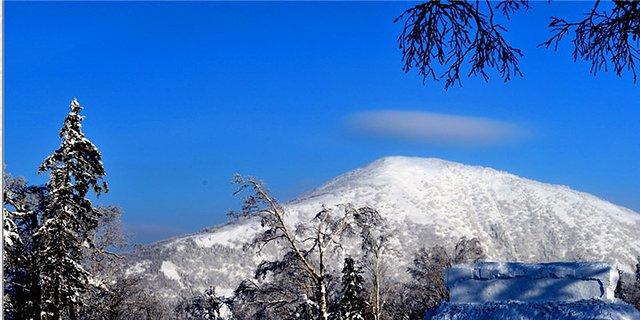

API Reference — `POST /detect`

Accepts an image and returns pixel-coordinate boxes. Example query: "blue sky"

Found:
[6,2,639,244]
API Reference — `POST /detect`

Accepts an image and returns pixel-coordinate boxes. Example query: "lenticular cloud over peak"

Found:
[347,110,528,146]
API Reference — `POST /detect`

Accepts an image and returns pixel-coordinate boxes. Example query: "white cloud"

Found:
[346,110,528,146]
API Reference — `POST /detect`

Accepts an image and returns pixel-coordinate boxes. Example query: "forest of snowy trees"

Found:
[4,99,640,320]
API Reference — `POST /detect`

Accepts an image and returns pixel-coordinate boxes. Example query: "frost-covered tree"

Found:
[636,257,640,288]
[615,270,627,301]
[176,287,227,320]
[3,173,47,320]
[400,237,486,320]
[3,206,24,318]
[331,257,367,320]
[35,98,109,320]
[80,213,171,320]
[350,206,395,320]
[82,269,172,320]
[230,175,359,320]
[635,258,640,310]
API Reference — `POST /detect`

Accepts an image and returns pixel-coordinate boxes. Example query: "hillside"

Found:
[125,157,640,301]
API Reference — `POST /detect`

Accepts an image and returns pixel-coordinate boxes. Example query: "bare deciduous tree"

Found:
[81,209,172,320]
[401,237,486,320]
[231,175,358,320]
[82,269,172,320]
[396,0,639,89]
[349,206,396,320]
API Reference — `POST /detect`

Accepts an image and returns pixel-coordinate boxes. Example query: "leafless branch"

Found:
[539,0,640,82]
[395,0,526,89]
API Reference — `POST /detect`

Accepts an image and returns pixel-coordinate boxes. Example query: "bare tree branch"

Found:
[395,0,526,89]
[539,0,640,82]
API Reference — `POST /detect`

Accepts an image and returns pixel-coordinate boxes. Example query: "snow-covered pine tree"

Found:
[35,98,108,320]
[331,257,367,320]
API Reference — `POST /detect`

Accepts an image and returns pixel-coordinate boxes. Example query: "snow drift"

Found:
[446,262,619,303]
[428,262,639,320]
[427,300,640,320]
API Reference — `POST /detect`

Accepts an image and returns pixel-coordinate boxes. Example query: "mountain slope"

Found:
[126,157,640,300]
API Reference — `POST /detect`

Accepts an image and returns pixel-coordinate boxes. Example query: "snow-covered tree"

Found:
[230,175,359,320]
[3,173,47,320]
[331,257,367,320]
[399,237,486,320]
[35,98,109,320]
[635,258,640,309]
[615,270,627,301]
[231,252,321,319]
[636,257,640,288]
[350,206,396,320]
[3,206,23,318]
[80,210,171,320]
[176,287,227,320]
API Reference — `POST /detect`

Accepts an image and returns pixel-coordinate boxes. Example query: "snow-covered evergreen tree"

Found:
[331,257,367,320]
[35,98,108,320]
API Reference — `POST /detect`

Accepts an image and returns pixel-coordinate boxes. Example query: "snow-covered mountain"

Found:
[125,157,640,301]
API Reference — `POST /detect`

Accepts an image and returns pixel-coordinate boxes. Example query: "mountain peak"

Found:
[363,156,462,175]
[302,156,509,201]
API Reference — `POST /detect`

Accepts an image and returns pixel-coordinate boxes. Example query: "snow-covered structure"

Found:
[446,262,619,303]
[427,262,640,320]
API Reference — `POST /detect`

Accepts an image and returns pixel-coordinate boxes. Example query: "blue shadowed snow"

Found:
[427,262,640,320]
[426,300,640,320]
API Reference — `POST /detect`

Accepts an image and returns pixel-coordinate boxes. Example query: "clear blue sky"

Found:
[6,2,639,244]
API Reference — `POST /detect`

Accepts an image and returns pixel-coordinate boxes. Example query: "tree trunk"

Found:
[318,280,329,320]
[373,258,382,320]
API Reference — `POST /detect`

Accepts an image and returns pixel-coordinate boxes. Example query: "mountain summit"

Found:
[127,157,640,300]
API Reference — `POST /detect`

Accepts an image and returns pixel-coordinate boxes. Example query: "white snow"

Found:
[192,222,260,248]
[160,261,181,282]
[446,262,619,303]
[427,300,640,320]
[125,260,150,276]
